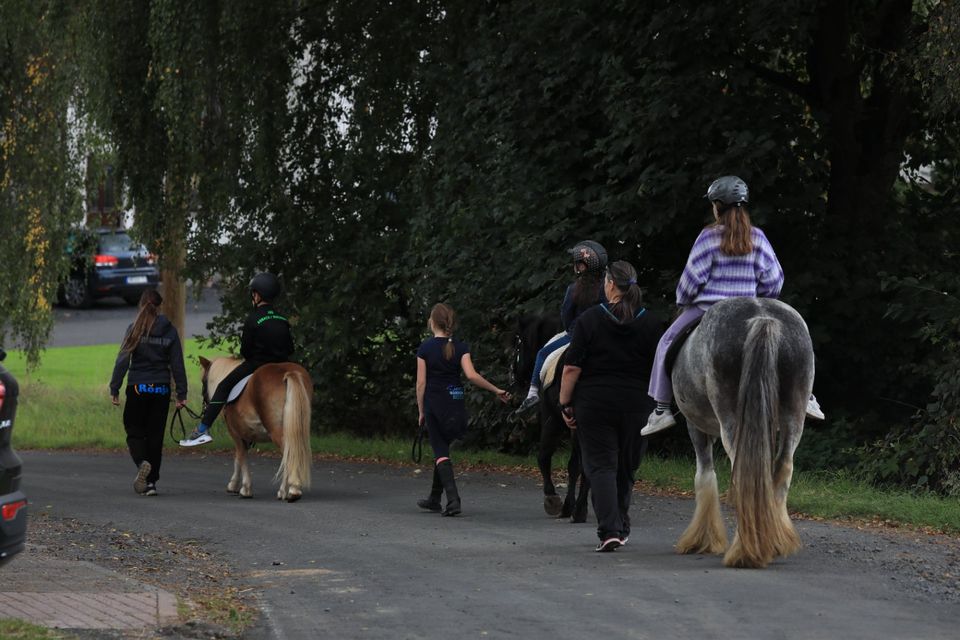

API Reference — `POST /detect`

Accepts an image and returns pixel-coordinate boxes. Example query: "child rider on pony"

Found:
[180,272,295,447]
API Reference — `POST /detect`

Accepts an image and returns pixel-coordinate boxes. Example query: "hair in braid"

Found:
[120,289,163,354]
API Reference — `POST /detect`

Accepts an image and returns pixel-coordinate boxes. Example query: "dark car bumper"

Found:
[0,489,27,567]
[90,267,161,299]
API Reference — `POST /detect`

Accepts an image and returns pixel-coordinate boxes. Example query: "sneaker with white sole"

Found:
[641,410,676,436]
[133,461,151,494]
[180,430,213,447]
[144,483,158,496]
[595,537,623,552]
[806,396,825,420]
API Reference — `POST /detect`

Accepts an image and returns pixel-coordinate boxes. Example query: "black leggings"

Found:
[201,360,262,426]
[424,390,467,460]
[576,404,648,540]
[123,386,171,483]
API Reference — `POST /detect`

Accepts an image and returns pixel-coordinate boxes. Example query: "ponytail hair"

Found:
[120,289,163,354]
[713,204,753,256]
[428,303,458,360]
[605,261,643,323]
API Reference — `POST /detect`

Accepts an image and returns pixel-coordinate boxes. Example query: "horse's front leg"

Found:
[538,407,564,516]
[675,424,727,555]
[227,447,242,495]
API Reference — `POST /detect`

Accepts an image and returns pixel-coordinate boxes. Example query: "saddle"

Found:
[664,318,703,377]
[226,375,254,404]
[541,344,568,390]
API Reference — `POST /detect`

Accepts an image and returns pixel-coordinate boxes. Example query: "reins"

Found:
[411,423,427,463]
[168,403,203,445]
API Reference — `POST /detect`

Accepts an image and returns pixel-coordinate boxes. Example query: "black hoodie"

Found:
[109,314,188,401]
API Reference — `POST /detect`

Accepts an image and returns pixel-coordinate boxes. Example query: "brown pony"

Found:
[198,356,313,502]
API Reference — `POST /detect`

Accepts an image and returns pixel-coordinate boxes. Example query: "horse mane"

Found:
[208,357,244,392]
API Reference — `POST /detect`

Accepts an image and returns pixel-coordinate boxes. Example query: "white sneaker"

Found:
[806,396,825,420]
[179,430,213,447]
[641,410,676,436]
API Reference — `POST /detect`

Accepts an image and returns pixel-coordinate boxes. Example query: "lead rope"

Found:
[168,403,203,445]
[411,423,427,463]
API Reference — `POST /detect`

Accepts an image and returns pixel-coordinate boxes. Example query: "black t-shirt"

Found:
[416,337,470,393]
[565,304,664,412]
[240,305,294,363]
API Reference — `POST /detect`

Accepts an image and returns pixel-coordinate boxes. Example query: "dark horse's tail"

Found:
[726,315,782,568]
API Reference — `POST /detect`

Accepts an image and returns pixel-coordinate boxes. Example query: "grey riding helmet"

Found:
[569,240,608,274]
[250,272,281,302]
[705,176,749,207]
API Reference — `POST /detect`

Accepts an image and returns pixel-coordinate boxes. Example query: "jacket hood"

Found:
[150,314,173,336]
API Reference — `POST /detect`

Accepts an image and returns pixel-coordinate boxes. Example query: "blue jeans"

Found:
[530,332,570,388]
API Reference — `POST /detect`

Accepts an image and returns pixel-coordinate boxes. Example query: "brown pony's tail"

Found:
[275,369,312,491]
[725,316,781,568]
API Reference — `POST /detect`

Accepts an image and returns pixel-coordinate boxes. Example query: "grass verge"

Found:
[5,343,960,535]
[0,620,63,640]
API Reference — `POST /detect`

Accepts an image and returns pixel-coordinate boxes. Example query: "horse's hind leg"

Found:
[676,424,727,555]
[771,417,804,557]
[569,433,589,523]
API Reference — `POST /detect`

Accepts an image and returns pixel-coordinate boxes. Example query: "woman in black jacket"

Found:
[110,289,187,495]
[558,261,663,552]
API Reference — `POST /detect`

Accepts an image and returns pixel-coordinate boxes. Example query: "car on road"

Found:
[0,348,27,568]
[59,228,160,309]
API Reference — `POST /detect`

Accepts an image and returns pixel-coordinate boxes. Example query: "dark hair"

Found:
[120,289,163,354]
[605,261,643,323]
[429,303,457,360]
[711,204,753,256]
[571,270,603,311]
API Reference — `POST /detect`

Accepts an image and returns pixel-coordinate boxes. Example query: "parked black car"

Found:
[59,228,160,309]
[0,348,27,568]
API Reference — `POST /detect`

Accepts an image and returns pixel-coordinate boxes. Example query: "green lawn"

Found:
[5,342,960,534]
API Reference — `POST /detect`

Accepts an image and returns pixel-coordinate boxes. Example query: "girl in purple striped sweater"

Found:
[642,176,823,436]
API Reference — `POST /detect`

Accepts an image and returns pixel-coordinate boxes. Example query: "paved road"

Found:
[46,286,221,347]
[20,451,960,639]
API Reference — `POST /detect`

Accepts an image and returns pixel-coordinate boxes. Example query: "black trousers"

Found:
[200,360,263,426]
[123,386,171,484]
[424,389,467,460]
[576,404,648,540]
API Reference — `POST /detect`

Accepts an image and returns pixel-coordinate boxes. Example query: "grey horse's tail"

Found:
[726,315,781,568]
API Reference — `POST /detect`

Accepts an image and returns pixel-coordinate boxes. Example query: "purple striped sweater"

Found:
[676,226,784,308]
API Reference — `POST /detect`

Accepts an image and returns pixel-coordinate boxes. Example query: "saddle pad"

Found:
[226,374,254,404]
[541,343,569,390]
[664,318,702,377]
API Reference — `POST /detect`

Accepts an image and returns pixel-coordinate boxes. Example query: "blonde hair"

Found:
[429,303,457,360]
[120,289,163,354]
[712,205,753,256]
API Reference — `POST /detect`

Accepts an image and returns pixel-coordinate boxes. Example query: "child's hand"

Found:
[496,390,511,404]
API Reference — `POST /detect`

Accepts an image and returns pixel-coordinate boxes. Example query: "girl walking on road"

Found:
[109,289,187,496]
[416,303,511,516]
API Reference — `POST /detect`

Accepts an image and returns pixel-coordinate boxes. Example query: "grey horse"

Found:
[671,297,814,568]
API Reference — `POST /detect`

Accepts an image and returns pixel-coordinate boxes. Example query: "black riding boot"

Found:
[417,466,443,512]
[436,459,461,517]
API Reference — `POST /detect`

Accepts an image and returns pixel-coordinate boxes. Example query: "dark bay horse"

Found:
[671,298,814,568]
[511,315,590,522]
[199,356,313,502]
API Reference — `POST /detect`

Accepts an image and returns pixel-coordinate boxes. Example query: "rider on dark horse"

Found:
[180,272,295,447]
[514,240,609,417]
[641,176,824,437]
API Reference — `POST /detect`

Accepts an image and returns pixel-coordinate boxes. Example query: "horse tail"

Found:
[275,369,312,491]
[725,315,781,568]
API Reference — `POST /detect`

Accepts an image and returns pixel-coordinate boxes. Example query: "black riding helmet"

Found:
[569,240,608,275]
[705,176,749,207]
[249,272,281,302]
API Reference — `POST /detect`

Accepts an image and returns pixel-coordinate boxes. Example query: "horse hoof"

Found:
[226,487,240,495]
[240,489,253,499]
[544,495,563,516]
[570,515,587,524]
[286,492,302,503]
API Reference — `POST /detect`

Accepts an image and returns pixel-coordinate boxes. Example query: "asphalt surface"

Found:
[19,451,960,639]
[46,286,222,347]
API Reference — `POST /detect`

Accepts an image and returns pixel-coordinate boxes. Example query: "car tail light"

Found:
[2,500,26,521]
[94,254,119,268]
[0,380,4,412]
[146,253,157,266]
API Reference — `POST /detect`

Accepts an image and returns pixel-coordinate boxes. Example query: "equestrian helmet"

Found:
[249,272,281,302]
[705,176,749,207]
[569,240,608,274]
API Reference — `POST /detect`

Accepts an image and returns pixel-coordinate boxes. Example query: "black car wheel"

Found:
[61,275,93,309]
